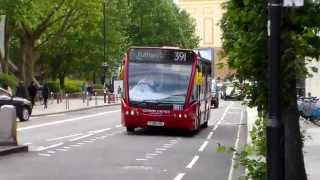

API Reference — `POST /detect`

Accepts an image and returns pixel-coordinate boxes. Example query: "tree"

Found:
[221,1,320,179]
[1,0,89,83]
[127,0,199,48]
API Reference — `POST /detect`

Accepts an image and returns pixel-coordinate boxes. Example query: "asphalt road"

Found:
[0,100,247,180]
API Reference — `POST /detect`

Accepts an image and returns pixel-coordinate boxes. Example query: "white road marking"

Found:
[155,148,166,151]
[155,151,162,154]
[77,143,84,145]
[174,173,185,180]
[146,153,157,156]
[206,132,214,139]
[69,134,95,142]
[228,110,244,180]
[46,133,83,142]
[198,141,209,152]
[136,158,148,161]
[36,142,64,151]
[212,102,233,131]
[63,146,70,149]
[70,145,81,147]
[84,140,92,143]
[38,153,51,157]
[89,138,97,141]
[18,110,120,131]
[46,114,65,117]
[56,149,68,152]
[145,156,153,159]
[115,125,122,128]
[47,151,55,154]
[23,142,32,145]
[186,155,199,169]
[89,128,112,134]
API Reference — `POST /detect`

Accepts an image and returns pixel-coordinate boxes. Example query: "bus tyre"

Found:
[126,127,135,133]
[202,121,208,128]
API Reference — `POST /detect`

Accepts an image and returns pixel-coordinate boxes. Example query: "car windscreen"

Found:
[128,62,192,104]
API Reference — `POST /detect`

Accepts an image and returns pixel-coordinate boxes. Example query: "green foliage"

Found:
[64,79,83,93]
[127,0,199,48]
[0,73,18,90]
[93,84,104,90]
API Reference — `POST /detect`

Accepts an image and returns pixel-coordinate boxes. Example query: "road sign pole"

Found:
[267,0,285,179]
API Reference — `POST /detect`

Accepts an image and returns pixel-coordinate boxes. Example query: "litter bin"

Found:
[0,105,17,146]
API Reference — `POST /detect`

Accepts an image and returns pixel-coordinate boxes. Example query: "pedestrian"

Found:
[15,82,28,98]
[42,83,50,109]
[117,85,122,95]
[28,81,38,107]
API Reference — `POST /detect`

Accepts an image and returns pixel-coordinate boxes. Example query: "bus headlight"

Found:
[178,114,182,118]
[184,114,187,118]
[125,111,129,115]
[130,110,135,116]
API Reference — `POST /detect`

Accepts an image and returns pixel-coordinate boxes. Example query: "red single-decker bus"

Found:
[121,47,212,133]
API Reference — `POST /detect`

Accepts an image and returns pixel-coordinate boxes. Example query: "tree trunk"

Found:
[58,73,65,89]
[282,80,307,180]
[20,37,40,85]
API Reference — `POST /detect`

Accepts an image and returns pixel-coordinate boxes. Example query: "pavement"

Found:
[301,120,320,180]
[0,100,247,180]
[31,96,121,116]
[247,107,320,180]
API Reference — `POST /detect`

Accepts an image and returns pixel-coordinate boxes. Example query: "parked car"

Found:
[0,88,32,121]
[221,82,242,100]
[211,80,219,108]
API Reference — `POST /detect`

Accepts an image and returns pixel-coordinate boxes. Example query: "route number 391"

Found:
[174,52,187,62]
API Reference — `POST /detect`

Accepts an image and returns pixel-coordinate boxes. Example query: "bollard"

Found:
[108,94,110,104]
[66,93,69,110]
[95,92,98,106]
[86,92,90,106]
[104,90,107,104]
[0,105,17,146]
[51,92,54,104]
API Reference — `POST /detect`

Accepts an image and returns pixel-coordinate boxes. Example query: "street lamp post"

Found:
[267,0,284,179]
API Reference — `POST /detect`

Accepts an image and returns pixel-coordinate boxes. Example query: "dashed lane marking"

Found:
[174,173,185,180]
[206,132,214,139]
[46,133,83,142]
[56,149,68,152]
[186,155,199,169]
[36,142,64,151]
[198,141,209,152]
[136,158,148,161]
[38,153,51,157]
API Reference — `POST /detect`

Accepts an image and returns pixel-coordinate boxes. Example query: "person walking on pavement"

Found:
[15,82,28,98]
[42,83,50,109]
[28,81,37,107]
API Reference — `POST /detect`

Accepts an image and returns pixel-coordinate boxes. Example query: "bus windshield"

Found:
[128,62,192,104]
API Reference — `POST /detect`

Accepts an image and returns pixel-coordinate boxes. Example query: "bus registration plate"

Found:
[147,121,164,127]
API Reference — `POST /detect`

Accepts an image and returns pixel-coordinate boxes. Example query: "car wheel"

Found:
[19,107,30,121]
[126,127,135,133]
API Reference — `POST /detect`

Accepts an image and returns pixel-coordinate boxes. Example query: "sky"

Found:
[173,0,179,4]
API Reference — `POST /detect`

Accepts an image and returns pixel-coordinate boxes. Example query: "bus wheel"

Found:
[126,127,135,133]
[202,121,208,128]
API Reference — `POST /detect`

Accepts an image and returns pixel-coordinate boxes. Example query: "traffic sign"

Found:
[283,0,304,7]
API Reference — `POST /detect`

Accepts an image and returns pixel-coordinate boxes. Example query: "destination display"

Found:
[129,48,193,64]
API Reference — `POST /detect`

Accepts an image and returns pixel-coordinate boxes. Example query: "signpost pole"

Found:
[267,0,284,179]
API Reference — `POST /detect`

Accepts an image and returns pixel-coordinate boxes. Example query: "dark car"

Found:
[211,80,219,108]
[0,88,32,121]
